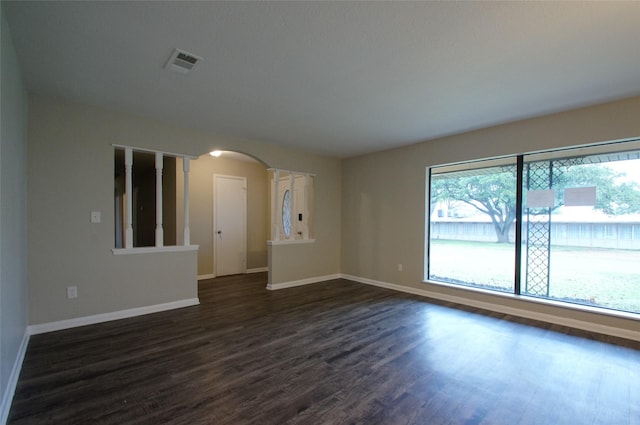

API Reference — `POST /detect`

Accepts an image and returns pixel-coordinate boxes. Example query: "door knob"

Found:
[217,230,222,234]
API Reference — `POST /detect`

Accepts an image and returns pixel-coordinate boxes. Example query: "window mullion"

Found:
[514,155,524,295]
[426,167,433,282]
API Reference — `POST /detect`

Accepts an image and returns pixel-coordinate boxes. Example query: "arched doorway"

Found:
[181,150,269,279]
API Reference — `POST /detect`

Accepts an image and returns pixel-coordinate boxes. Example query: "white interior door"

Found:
[214,175,247,276]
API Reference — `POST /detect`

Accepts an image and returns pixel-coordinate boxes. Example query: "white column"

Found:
[303,173,310,239]
[124,148,134,249]
[289,173,295,240]
[155,152,164,247]
[273,169,280,241]
[183,157,191,246]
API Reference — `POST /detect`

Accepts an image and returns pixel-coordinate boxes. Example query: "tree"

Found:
[432,167,517,243]
[558,163,640,215]
[431,162,640,243]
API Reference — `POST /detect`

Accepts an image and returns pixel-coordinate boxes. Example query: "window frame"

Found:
[425,138,640,318]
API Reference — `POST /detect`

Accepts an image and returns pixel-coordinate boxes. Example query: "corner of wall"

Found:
[0,6,29,423]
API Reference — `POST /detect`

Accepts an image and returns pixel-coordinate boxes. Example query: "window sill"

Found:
[422,279,640,321]
[268,239,316,246]
[112,245,199,255]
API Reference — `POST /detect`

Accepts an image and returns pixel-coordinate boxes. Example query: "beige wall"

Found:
[26,94,341,324]
[1,5,28,414]
[17,78,640,337]
[179,154,269,276]
[26,96,199,324]
[342,95,640,337]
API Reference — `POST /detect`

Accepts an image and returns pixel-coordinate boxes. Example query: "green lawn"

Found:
[428,239,640,314]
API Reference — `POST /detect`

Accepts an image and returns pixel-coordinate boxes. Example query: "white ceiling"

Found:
[5,1,640,158]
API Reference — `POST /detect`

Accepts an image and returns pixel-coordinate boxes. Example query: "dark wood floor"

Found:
[8,273,640,425]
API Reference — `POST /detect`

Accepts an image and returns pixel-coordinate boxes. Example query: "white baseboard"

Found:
[0,330,29,425]
[199,268,267,280]
[28,298,200,335]
[341,274,640,342]
[247,267,268,274]
[267,274,341,290]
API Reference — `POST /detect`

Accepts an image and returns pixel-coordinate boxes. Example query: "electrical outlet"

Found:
[67,286,78,299]
[90,211,101,223]
[397,264,403,272]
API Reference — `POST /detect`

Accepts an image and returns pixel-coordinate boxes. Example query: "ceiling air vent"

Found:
[165,48,202,74]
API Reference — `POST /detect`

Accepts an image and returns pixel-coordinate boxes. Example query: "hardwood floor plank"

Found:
[8,273,640,424]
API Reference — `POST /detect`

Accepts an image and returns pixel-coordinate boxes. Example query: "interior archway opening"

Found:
[178,150,270,279]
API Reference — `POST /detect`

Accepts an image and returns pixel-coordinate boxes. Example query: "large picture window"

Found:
[428,159,517,293]
[427,140,640,315]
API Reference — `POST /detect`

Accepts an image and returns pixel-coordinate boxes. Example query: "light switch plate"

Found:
[90,211,101,223]
[67,286,78,299]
